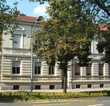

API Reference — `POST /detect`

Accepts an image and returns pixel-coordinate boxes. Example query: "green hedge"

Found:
[0,91,109,102]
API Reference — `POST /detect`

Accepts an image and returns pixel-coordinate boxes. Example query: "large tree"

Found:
[0,0,19,49]
[30,0,110,15]
[33,0,96,93]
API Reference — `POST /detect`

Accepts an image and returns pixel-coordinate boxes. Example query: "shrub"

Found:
[0,91,109,102]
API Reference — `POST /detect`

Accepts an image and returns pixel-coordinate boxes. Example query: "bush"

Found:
[0,91,109,102]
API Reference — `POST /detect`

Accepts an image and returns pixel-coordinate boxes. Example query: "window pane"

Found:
[13,85,19,90]
[100,84,104,88]
[99,63,103,76]
[76,84,80,88]
[88,84,91,88]
[13,34,21,48]
[49,85,55,89]
[34,62,41,75]
[12,61,20,74]
[49,65,54,75]
[75,64,80,75]
[35,85,41,89]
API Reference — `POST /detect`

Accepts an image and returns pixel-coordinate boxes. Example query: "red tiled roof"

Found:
[16,16,38,23]
[99,24,110,31]
[16,16,110,31]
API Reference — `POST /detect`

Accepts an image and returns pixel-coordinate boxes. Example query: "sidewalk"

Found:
[16,97,97,104]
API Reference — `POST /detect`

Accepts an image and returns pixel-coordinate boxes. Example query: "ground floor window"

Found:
[49,85,55,89]
[13,85,19,90]
[100,84,104,88]
[48,65,54,75]
[12,61,20,74]
[76,84,80,88]
[88,84,92,88]
[34,62,41,75]
[34,85,41,89]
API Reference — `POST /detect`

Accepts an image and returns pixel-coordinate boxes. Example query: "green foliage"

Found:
[33,0,96,93]
[0,91,109,102]
[97,29,110,63]
[30,0,110,22]
[0,0,19,49]
[34,0,96,66]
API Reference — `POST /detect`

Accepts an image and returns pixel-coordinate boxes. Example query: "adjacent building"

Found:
[0,16,110,91]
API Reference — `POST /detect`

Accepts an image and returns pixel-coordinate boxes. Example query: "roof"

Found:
[16,16,110,31]
[99,24,110,31]
[16,16,38,23]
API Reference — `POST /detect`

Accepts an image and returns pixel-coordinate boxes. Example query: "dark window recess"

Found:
[100,84,104,88]
[86,64,91,76]
[75,64,80,75]
[13,34,21,48]
[12,67,20,74]
[88,84,91,88]
[13,85,19,90]
[49,85,55,89]
[76,84,80,88]
[35,85,41,89]
[49,65,54,75]
[35,66,41,74]
[75,72,80,75]
[99,63,103,76]
[12,61,20,74]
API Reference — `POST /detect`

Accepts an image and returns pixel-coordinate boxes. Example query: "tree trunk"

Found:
[61,70,64,89]
[63,69,67,93]
[60,61,68,93]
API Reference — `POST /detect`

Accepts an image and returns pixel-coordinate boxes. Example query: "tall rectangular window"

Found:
[12,61,20,74]
[75,64,80,75]
[100,84,104,88]
[49,65,54,75]
[86,64,91,76]
[34,62,41,75]
[13,34,22,48]
[99,63,103,76]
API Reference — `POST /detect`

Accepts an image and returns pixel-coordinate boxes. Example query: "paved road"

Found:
[0,97,110,106]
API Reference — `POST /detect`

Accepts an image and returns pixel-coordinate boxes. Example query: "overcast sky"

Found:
[7,0,49,17]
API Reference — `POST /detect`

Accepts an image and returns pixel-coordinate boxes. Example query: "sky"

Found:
[7,0,49,17]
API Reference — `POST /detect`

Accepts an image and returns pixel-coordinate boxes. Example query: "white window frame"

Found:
[12,61,21,75]
[13,33,24,48]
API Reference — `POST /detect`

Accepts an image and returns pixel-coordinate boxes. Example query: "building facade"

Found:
[0,16,110,91]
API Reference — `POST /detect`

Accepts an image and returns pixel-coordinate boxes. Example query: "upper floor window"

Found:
[75,64,80,76]
[99,63,103,76]
[13,34,22,48]
[48,65,54,75]
[12,61,20,74]
[34,62,41,75]
[86,64,91,76]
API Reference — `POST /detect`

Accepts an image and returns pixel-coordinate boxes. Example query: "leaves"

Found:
[33,0,96,67]
[0,0,19,50]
